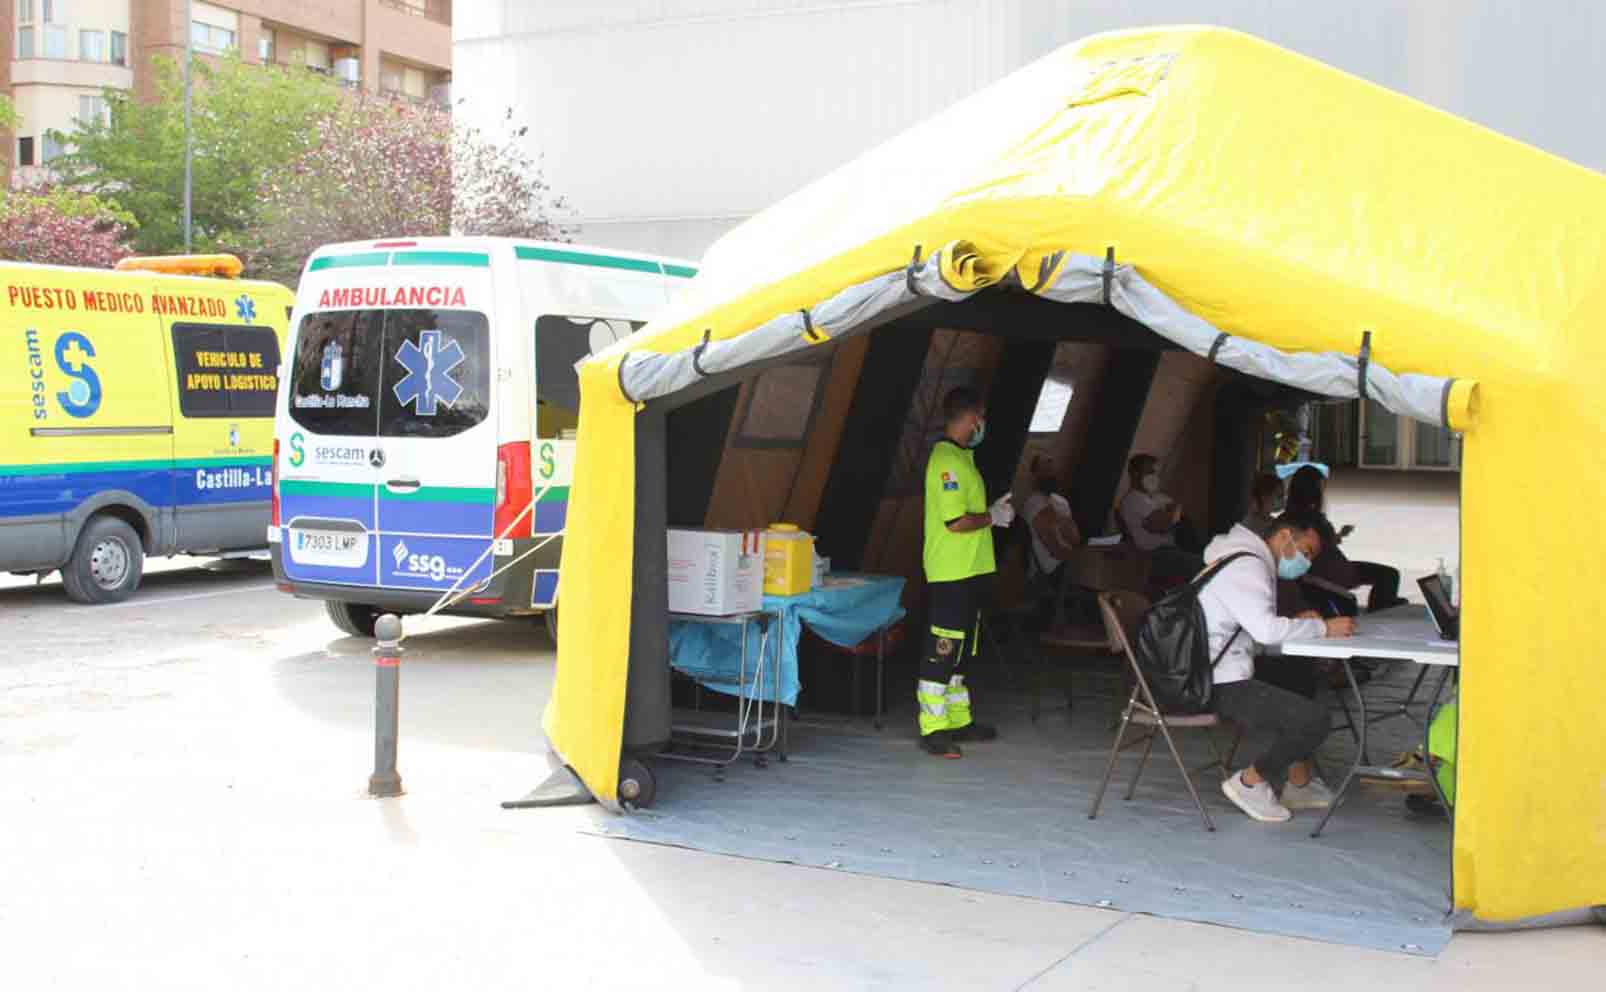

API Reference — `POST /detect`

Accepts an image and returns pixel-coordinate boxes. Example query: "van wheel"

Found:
[326,600,380,638]
[62,516,144,605]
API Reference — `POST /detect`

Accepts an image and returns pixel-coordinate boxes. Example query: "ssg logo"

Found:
[55,332,102,419]
[392,329,464,417]
[392,540,449,582]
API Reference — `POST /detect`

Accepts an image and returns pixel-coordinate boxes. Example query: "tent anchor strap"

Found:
[692,328,712,377]
[501,764,595,809]
[905,244,924,297]
[1208,331,1230,364]
[1102,245,1116,305]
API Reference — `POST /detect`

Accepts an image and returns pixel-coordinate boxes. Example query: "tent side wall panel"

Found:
[814,327,936,571]
[1123,353,1225,526]
[1070,349,1161,538]
[666,387,743,527]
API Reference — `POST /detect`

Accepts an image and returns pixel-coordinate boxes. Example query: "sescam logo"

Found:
[391,540,456,583]
[53,331,102,419]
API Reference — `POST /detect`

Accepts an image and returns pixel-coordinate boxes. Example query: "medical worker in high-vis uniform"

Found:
[918,387,1014,758]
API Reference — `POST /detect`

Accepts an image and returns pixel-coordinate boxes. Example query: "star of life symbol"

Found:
[235,295,256,322]
[392,329,464,417]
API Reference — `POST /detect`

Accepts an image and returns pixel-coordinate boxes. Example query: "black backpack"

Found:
[1132,552,1256,714]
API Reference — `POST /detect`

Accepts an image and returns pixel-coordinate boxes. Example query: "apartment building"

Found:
[2,0,451,180]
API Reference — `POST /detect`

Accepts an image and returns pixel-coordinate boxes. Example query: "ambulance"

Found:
[1,255,294,603]
[270,237,697,638]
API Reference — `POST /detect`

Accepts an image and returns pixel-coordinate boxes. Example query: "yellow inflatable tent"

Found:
[542,26,1605,924]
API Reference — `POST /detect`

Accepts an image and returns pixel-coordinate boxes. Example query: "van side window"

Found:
[534,314,642,438]
[171,323,282,419]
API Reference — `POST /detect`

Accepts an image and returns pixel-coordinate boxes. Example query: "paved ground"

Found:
[2,473,1599,989]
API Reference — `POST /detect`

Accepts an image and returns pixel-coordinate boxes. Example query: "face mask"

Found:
[1141,472,1160,493]
[1277,546,1312,581]
[967,419,986,449]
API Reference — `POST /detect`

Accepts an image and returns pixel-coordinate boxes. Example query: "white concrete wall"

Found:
[455,0,1606,261]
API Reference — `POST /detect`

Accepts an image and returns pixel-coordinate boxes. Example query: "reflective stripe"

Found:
[918,679,950,726]
[948,674,966,688]
[930,625,967,640]
[945,686,971,704]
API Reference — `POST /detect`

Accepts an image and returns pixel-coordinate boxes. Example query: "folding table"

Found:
[1277,605,1458,837]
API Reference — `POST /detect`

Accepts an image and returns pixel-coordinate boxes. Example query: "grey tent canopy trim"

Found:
[609,241,1453,426]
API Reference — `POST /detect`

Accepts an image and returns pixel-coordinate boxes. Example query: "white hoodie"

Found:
[1199,524,1328,684]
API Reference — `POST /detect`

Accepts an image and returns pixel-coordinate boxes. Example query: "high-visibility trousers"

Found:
[917,575,988,736]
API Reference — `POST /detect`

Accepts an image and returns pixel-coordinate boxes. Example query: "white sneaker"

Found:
[1221,770,1292,823]
[1281,777,1335,810]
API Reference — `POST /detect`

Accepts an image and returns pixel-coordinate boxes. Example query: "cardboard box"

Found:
[667,529,765,616]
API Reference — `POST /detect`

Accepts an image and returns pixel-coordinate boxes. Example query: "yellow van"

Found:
[1,255,293,603]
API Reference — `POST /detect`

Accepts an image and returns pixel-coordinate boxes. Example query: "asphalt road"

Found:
[2,552,1597,990]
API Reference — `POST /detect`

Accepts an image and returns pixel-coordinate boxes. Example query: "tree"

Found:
[251,98,568,284]
[57,52,340,255]
[0,186,136,268]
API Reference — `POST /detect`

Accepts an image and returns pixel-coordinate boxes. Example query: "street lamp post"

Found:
[182,0,193,253]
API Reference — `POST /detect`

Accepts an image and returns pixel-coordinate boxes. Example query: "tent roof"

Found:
[589,25,1606,417]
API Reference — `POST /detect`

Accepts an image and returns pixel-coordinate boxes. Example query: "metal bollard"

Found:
[368,614,404,798]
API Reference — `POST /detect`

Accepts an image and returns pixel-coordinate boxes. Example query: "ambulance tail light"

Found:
[495,442,532,540]
[271,439,281,528]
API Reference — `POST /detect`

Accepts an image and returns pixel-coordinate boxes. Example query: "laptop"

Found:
[1417,574,1460,641]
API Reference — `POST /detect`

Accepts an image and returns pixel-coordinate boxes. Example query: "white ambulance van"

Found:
[271,237,697,637]
[1,254,293,603]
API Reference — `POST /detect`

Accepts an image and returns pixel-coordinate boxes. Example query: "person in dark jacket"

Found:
[1283,466,1406,613]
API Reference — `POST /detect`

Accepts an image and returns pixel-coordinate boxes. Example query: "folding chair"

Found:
[1088,591,1242,833]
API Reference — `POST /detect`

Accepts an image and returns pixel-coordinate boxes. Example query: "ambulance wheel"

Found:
[326,600,380,638]
[618,756,656,810]
[62,516,144,605]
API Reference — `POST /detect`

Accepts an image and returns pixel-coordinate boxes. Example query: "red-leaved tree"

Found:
[0,185,134,268]
[252,98,567,283]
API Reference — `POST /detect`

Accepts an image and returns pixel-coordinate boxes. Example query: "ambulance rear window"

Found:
[289,308,490,439]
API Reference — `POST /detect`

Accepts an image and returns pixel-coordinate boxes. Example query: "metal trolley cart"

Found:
[661,609,788,777]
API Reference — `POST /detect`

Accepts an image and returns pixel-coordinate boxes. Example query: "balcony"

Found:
[379,0,451,26]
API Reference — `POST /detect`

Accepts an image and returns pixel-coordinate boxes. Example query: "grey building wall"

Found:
[456,1,1606,261]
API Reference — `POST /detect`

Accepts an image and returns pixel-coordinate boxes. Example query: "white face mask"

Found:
[1142,472,1160,493]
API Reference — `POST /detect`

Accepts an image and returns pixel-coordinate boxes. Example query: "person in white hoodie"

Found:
[1200,509,1356,823]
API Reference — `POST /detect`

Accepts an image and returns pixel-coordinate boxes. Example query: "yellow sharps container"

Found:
[763,523,815,596]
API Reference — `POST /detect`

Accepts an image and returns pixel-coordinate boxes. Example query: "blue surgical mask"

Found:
[967,420,986,449]
[1277,547,1312,581]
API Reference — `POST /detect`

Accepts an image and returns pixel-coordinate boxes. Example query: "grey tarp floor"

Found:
[584,658,1454,956]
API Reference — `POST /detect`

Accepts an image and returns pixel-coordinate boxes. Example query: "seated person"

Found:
[1022,455,1083,583]
[1284,466,1406,613]
[1200,510,1356,822]
[1241,471,1284,535]
[1118,453,1204,583]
